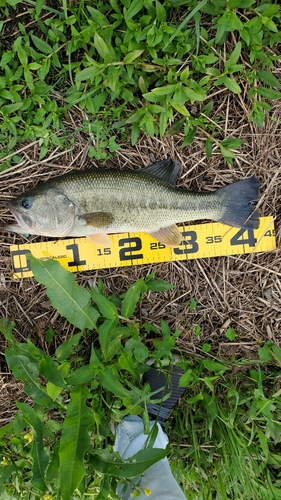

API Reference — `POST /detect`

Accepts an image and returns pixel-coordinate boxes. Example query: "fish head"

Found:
[5,187,76,237]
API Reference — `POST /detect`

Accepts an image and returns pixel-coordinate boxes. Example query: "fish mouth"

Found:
[5,203,35,233]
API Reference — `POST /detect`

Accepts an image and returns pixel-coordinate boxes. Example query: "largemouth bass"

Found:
[5,159,260,246]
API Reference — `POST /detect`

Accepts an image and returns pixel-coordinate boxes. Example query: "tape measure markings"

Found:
[10,216,276,279]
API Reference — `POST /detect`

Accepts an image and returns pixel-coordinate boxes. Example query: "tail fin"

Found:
[218,177,260,229]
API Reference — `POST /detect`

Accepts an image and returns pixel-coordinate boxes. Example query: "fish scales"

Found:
[5,159,261,246]
[55,170,222,233]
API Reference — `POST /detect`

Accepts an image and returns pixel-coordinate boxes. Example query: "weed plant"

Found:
[0,257,281,499]
[0,0,280,165]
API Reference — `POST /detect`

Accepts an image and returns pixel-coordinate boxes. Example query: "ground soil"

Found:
[1,89,281,425]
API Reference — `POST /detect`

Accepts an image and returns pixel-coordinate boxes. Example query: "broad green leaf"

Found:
[35,0,45,17]
[124,0,144,21]
[5,351,51,405]
[225,328,236,341]
[182,86,206,101]
[143,91,163,103]
[39,355,66,387]
[90,344,104,369]
[75,65,104,82]
[133,343,148,362]
[118,352,138,377]
[203,359,229,373]
[29,255,99,331]
[131,122,140,145]
[87,6,108,25]
[94,32,111,60]
[98,317,119,359]
[262,16,278,32]
[156,0,166,21]
[160,111,168,137]
[98,366,131,398]
[17,45,28,67]
[89,447,168,478]
[219,145,235,159]
[66,347,103,385]
[0,89,14,100]
[66,364,97,385]
[221,138,244,149]
[0,317,15,339]
[0,421,13,439]
[271,345,281,366]
[179,369,194,387]
[148,104,166,113]
[91,287,118,319]
[223,76,241,94]
[138,75,148,93]
[121,88,134,101]
[123,50,144,64]
[142,115,155,136]
[257,87,281,100]
[59,386,94,500]
[146,279,175,292]
[18,402,49,492]
[171,103,190,116]
[1,102,23,114]
[46,442,60,483]
[258,344,272,362]
[121,278,147,318]
[151,84,178,96]
[55,332,83,361]
[225,41,241,69]
[256,69,281,89]
[206,138,213,158]
[228,11,243,30]
[31,34,52,54]
[47,381,63,401]
[106,65,118,92]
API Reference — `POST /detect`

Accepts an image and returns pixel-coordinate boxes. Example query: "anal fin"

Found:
[87,233,112,245]
[150,224,182,247]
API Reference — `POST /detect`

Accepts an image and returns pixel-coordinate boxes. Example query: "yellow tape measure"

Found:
[10,216,276,279]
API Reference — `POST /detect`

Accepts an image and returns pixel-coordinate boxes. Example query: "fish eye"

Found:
[21,198,33,210]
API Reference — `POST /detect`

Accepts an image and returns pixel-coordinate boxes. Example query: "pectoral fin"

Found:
[87,233,112,245]
[79,212,114,228]
[150,224,182,246]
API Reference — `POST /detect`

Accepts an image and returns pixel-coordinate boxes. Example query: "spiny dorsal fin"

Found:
[138,158,182,187]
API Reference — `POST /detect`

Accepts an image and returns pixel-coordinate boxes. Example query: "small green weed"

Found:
[0,0,280,162]
[0,256,178,499]
[0,257,281,499]
[169,345,281,499]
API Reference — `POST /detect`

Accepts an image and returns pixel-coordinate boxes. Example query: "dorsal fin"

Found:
[138,158,182,187]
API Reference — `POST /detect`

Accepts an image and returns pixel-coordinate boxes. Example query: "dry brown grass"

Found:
[1,91,281,424]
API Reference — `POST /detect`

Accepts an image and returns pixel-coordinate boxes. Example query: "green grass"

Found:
[1,1,281,498]
[0,0,281,166]
[0,257,281,499]
[169,362,281,499]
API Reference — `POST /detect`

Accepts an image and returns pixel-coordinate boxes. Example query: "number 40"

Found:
[230,228,257,247]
